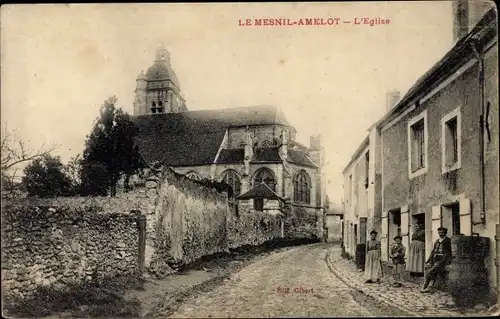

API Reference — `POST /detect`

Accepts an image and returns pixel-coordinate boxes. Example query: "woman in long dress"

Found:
[407,223,425,276]
[364,230,382,283]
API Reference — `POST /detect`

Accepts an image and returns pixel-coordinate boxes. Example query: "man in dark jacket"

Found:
[420,227,452,293]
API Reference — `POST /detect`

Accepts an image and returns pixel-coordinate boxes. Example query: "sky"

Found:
[1,2,455,203]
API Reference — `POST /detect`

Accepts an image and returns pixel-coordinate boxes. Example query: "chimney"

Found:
[386,90,400,112]
[279,129,288,160]
[453,0,492,43]
[309,134,322,166]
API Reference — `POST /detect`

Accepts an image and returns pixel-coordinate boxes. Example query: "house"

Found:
[376,7,498,293]
[341,115,383,258]
[324,202,344,242]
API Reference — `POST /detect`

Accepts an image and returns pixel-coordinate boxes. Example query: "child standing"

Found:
[390,236,406,287]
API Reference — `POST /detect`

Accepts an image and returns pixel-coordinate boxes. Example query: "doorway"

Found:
[359,217,367,244]
[354,224,358,245]
[389,209,401,246]
[411,213,425,232]
[450,202,460,236]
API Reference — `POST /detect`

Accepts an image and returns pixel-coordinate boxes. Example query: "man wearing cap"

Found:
[420,227,452,293]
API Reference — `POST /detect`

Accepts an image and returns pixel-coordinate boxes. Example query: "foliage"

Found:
[79,96,143,196]
[22,154,74,198]
[63,154,82,193]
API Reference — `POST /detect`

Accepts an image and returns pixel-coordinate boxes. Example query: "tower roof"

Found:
[145,46,181,88]
[136,70,146,80]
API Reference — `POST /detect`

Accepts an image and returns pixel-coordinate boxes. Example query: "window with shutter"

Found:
[408,110,428,178]
[441,107,462,173]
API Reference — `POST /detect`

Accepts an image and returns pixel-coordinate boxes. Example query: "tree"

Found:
[1,126,56,197]
[79,96,143,196]
[22,154,73,198]
[63,154,83,195]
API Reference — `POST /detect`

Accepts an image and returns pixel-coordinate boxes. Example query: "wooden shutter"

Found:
[411,128,417,172]
[400,206,410,263]
[381,211,389,262]
[459,197,472,235]
[429,205,442,260]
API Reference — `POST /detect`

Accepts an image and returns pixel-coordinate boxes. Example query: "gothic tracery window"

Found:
[294,170,311,204]
[221,170,241,197]
[261,140,272,148]
[254,168,276,191]
[186,172,202,181]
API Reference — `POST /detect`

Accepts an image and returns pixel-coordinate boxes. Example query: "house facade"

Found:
[342,122,383,258]
[340,5,498,295]
[378,8,498,292]
[324,202,344,242]
[128,45,327,239]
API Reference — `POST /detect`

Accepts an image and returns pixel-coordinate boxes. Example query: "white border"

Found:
[441,107,462,173]
[407,109,428,179]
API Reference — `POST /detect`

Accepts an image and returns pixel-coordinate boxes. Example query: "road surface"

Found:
[170,243,399,317]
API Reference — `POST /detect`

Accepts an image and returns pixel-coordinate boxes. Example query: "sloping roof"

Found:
[288,148,318,167]
[216,149,245,164]
[375,8,497,129]
[135,131,225,166]
[237,182,282,200]
[132,105,301,166]
[289,140,309,152]
[146,61,181,89]
[252,147,282,163]
[133,105,293,130]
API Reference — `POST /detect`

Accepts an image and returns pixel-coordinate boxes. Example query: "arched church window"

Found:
[294,170,311,204]
[186,172,202,181]
[261,140,272,148]
[220,170,241,196]
[254,168,276,191]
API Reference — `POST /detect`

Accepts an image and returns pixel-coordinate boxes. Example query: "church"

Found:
[131,45,327,218]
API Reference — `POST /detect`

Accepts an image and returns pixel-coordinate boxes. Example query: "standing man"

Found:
[420,227,452,293]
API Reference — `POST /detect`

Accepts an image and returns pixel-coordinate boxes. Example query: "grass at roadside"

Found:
[3,274,144,318]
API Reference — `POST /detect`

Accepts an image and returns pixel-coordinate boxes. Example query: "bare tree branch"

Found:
[1,126,58,173]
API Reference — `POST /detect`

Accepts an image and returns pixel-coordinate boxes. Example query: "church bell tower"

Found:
[133,45,188,116]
